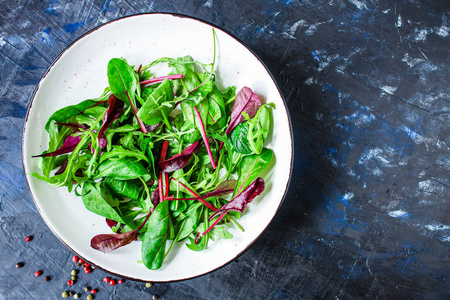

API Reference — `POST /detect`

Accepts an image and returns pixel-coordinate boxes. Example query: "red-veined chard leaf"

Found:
[91,212,151,252]
[209,177,265,220]
[169,180,236,201]
[32,134,81,157]
[97,94,124,147]
[158,140,203,172]
[225,87,262,135]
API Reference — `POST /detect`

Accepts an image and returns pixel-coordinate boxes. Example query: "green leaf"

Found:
[141,201,170,269]
[103,177,140,200]
[137,79,174,126]
[95,157,150,181]
[81,181,124,223]
[44,95,108,132]
[229,122,252,154]
[234,148,274,196]
[107,58,138,103]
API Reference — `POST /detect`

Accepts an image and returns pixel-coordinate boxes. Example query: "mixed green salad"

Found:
[32,51,275,269]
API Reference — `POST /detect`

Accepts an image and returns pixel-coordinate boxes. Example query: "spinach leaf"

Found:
[44,95,108,132]
[234,148,273,196]
[95,157,150,181]
[229,122,252,154]
[107,58,138,104]
[103,177,140,200]
[81,181,124,223]
[141,201,170,270]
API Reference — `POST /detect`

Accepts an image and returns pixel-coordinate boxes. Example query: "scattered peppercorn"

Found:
[152,295,158,300]
[103,277,110,283]
[109,279,115,286]
[43,276,50,282]
[72,256,79,263]
[84,267,91,274]
[71,275,77,281]
[84,263,90,268]
[15,262,24,269]
[73,294,79,299]
[34,270,42,277]
[145,282,152,288]
[25,235,32,242]
[84,287,90,292]
[86,295,93,300]
[67,279,74,286]
[118,279,123,284]
[91,289,97,294]
[91,265,95,269]
[68,291,74,297]
[78,259,84,264]
[61,291,69,298]
[71,270,77,276]
[77,262,82,266]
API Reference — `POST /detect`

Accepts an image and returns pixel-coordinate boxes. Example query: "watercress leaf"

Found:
[141,201,170,270]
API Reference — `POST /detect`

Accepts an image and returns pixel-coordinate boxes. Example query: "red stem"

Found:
[170,178,217,211]
[194,106,216,169]
[202,211,227,236]
[116,67,147,133]
[140,74,184,86]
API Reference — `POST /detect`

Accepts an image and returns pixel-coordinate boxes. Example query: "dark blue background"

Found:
[1,0,448,299]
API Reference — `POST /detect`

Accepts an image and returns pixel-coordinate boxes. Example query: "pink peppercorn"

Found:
[34,270,42,277]
[109,279,115,286]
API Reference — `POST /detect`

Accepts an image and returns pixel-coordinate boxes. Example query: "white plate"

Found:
[22,13,293,282]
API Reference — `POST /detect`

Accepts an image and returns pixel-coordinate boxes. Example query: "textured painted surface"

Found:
[1,0,449,299]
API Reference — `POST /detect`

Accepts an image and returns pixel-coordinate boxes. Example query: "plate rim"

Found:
[21,12,294,282]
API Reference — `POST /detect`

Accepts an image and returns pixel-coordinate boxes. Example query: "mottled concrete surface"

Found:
[1,0,449,299]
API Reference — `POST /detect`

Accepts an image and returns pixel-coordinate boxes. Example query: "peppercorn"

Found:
[84,263,90,268]
[71,275,77,281]
[68,291,74,297]
[84,267,91,274]
[86,295,93,300]
[77,262,82,266]
[73,294,79,299]
[152,295,158,300]
[91,289,97,294]
[72,256,79,263]
[43,276,50,282]
[118,279,123,284]
[145,282,152,288]
[25,235,32,242]
[103,277,110,283]
[67,279,74,286]
[34,270,42,277]
[61,291,69,298]
[71,270,77,276]
[78,259,84,264]
[15,262,24,269]
[109,279,115,286]
[84,287,90,292]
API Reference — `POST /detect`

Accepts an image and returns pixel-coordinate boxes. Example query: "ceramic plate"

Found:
[22,13,293,282]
